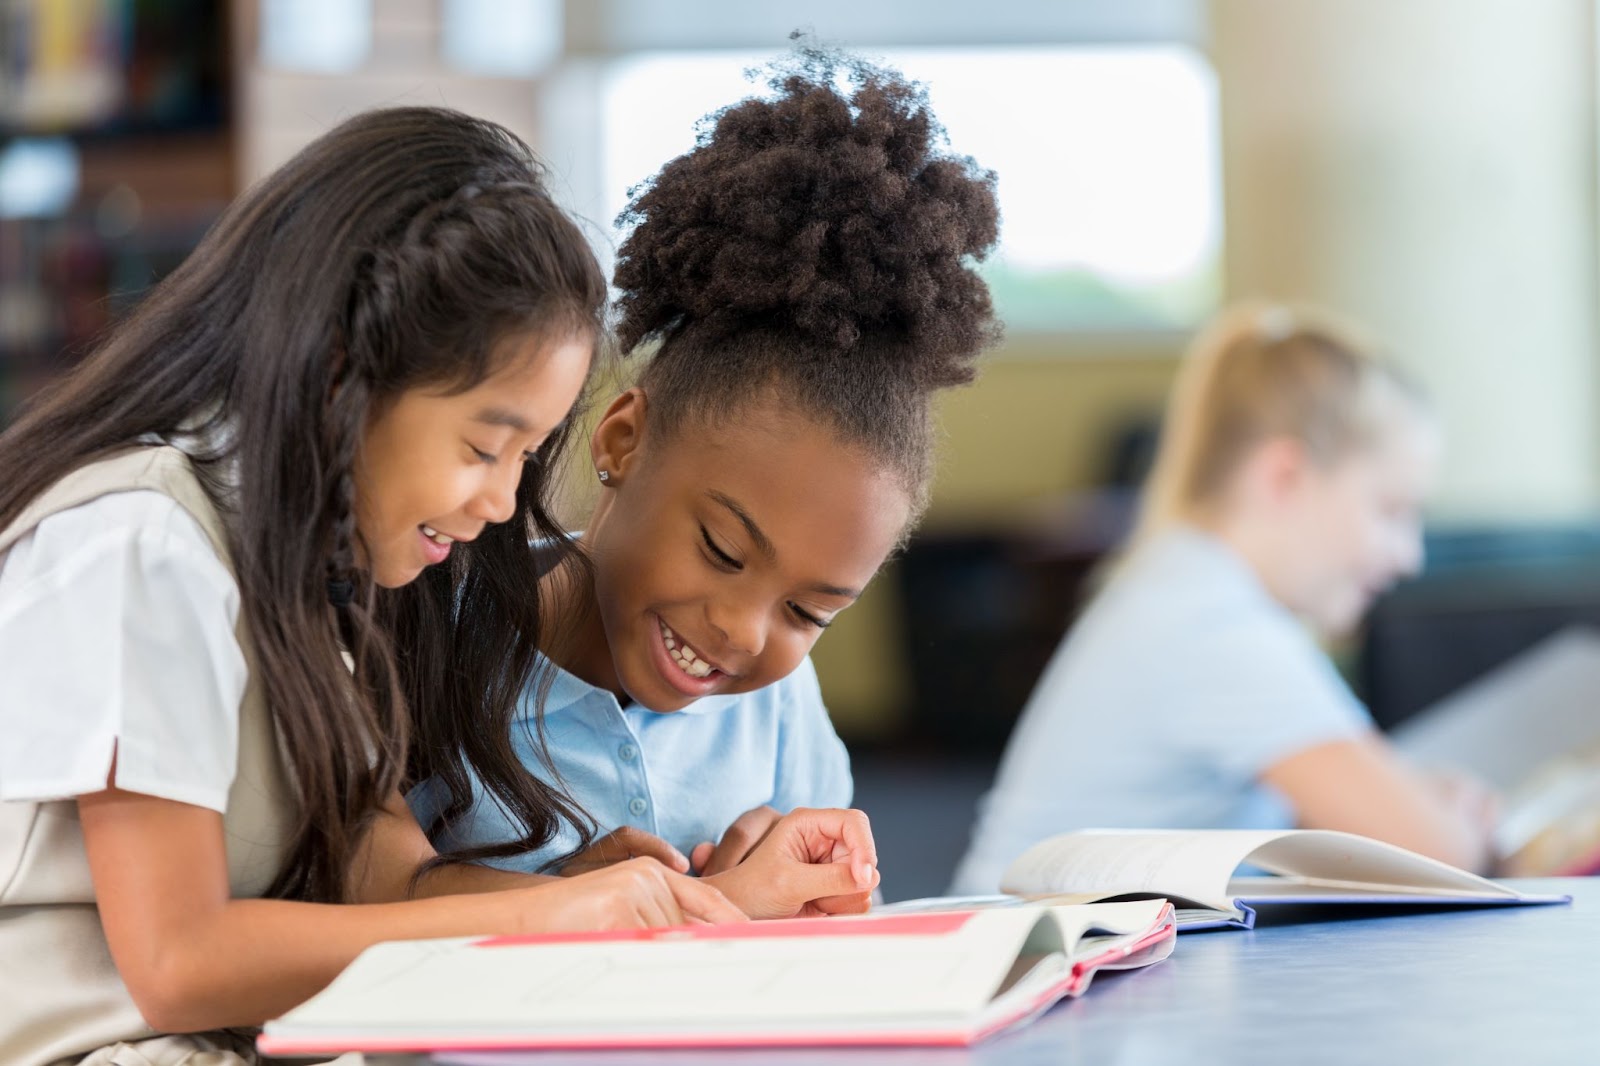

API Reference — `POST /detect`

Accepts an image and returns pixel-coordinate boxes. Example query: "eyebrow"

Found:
[471,407,533,433]
[706,490,862,601]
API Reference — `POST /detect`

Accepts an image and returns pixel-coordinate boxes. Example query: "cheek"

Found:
[746,627,820,688]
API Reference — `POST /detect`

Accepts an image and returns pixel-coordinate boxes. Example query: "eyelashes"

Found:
[698,525,831,629]
[700,524,742,571]
[789,603,830,629]
[469,445,539,465]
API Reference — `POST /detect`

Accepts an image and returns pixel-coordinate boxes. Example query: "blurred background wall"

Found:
[6,0,1600,895]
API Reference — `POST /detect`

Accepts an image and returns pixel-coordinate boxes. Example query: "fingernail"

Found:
[861,863,875,886]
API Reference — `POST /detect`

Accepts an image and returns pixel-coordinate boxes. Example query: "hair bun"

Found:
[614,47,1001,388]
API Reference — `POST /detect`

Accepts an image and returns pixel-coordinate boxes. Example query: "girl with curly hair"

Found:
[410,50,1002,916]
[0,107,754,1066]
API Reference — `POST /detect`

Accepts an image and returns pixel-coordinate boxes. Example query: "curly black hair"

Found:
[613,46,1002,511]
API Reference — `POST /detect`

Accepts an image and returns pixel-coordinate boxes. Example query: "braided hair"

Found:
[0,108,606,901]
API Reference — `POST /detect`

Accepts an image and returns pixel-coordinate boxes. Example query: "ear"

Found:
[1249,436,1311,507]
[590,388,650,485]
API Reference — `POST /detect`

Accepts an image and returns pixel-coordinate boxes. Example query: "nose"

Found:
[466,463,521,525]
[705,596,769,661]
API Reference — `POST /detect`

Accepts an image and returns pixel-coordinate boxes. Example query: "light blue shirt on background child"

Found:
[949,526,1372,895]
[409,654,852,873]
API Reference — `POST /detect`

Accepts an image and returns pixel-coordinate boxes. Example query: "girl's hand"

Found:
[560,827,692,876]
[81,786,746,1033]
[527,856,747,929]
[703,807,879,920]
[690,805,783,875]
[1424,769,1502,840]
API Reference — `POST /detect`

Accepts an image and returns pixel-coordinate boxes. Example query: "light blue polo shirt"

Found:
[949,526,1373,895]
[408,653,852,873]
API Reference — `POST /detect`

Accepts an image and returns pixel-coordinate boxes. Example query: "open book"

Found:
[256,900,1175,1056]
[1392,626,1600,874]
[991,829,1570,930]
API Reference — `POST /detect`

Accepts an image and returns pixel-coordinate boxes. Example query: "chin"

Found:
[1319,604,1365,638]
[627,678,691,714]
[371,560,422,589]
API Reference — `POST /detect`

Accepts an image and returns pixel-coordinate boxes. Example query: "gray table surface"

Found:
[378,878,1594,1066]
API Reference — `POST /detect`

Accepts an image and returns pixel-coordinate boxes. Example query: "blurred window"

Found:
[259,0,371,74]
[441,0,562,77]
[0,138,80,219]
[601,46,1221,333]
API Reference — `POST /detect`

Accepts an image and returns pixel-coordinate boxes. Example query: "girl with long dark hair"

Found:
[0,107,747,1066]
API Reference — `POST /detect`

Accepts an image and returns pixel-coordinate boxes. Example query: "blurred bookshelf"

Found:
[0,0,232,423]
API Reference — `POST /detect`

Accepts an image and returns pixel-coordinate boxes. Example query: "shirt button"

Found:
[628,797,648,817]
[618,743,638,762]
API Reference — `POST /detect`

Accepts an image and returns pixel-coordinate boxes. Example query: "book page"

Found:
[1000,829,1531,910]
[268,910,1050,1039]
[999,829,1297,912]
[1393,626,1600,790]
[1039,898,1173,946]
[1242,830,1519,898]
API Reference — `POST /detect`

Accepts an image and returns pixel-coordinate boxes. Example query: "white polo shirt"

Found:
[949,526,1372,894]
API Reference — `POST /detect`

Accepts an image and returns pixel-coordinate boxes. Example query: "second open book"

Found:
[889,829,1569,930]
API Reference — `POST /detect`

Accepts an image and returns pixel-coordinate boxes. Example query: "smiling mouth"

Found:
[658,617,718,679]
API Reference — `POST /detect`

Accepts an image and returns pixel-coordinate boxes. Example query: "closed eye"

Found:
[469,444,496,464]
[700,525,742,572]
[789,602,831,629]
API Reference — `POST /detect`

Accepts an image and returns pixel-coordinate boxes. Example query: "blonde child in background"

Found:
[951,304,1499,895]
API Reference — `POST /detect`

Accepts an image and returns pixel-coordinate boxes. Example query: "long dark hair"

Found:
[0,107,603,902]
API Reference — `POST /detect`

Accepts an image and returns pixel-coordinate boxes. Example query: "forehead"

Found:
[650,405,913,583]
[1338,415,1439,497]
[431,331,592,415]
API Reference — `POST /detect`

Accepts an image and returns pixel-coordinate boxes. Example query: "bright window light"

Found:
[0,138,80,219]
[602,46,1222,333]
[259,0,371,74]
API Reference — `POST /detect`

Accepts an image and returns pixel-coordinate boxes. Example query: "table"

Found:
[381,879,1595,1066]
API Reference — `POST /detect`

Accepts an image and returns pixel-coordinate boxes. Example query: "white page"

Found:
[270,909,1054,1037]
[1040,898,1173,944]
[1001,829,1523,911]
[1393,626,1600,790]
[1000,829,1296,912]
[1241,830,1519,897]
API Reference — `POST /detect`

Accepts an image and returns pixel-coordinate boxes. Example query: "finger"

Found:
[611,827,690,873]
[785,858,871,907]
[809,890,874,916]
[788,807,878,886]
[594,829,631,865]
[690,841,715,874]
[833,809,878,884]
[702,806,783,876]
[622,858,683,928]
[666,870,749,925]
[746,808,781,853]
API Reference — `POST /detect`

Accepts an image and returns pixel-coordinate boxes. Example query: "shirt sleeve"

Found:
[1169,612,1375,781]
[0,491,247,812]
[769,656,854,812]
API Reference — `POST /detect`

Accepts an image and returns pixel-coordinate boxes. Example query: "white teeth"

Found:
[658,619,714,679]
[421,525,454,545]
